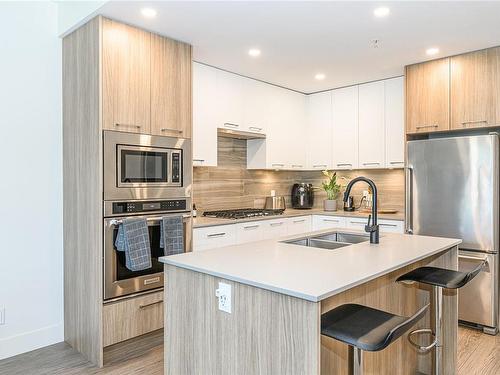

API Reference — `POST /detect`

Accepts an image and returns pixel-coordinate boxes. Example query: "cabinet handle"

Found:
[379,223,398,227]
[313,164,327,168]
[323,219,340,223]
[292,164,303,168]
[249,126,263,131]
[462,120,487,126]
[389,161,404,165]
[336,163,352,167]
[207,232,226,238]
[243,225,259,230]
[362,162,380,166]
[161,128,183,133]
[224,123,240,128]
[193,159,205,162]
[139,300,163,309]
[272,163,285,167]
[115,123,141,129]
[415,124,438,130]
[270,222,284,227]
[293,219,306,223]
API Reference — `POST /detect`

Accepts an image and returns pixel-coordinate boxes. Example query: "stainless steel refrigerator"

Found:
[406,134,499,334]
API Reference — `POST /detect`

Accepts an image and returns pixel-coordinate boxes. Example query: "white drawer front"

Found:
[287,216,312,236]
[193,225,237,251]
[312,215,346,231]
[262,218,288,240]
[378,219,404,233]
[344,217,367,231]
[237,221,264,244]
[345,217,404,234]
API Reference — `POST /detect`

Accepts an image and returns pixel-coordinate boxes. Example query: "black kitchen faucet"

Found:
[343,176,379,244]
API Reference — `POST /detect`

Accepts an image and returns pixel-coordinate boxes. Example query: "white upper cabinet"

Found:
[192,63,404,171]
[332,86,359,170]
[358,81,385,169]
[192,63,218,166]
[284,89,307,169]
[384,77,405,168]
[242,78,268,134]
[247,85,306,169]
[306,91,333,170]
[216,69,244,129]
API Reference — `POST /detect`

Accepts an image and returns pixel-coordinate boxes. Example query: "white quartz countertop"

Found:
[160,229,461,302]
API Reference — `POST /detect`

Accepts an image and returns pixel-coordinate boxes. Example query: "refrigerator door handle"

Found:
[458,254,489,264]
[405,165,413,234]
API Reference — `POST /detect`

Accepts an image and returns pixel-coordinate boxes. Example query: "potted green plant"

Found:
[321,170,341,211]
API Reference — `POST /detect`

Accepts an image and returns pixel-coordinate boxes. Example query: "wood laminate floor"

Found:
[0,327,498,374]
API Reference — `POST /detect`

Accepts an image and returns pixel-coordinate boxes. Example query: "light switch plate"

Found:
[215,282,232,313]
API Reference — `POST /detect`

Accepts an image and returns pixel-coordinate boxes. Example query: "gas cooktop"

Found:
[202,208,285,220]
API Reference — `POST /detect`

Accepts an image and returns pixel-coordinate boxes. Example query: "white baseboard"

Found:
[0,322,64,360]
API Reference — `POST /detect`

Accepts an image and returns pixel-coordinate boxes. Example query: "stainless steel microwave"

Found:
[104,131,192,201]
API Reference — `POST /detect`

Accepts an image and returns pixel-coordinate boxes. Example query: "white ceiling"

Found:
[95,1,500,93]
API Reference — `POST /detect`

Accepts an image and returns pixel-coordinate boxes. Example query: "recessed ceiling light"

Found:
[141,8,157,18]
[315,73,326,81]
[248,48,261,57]
[426,47,440,56]
[374,7,390,18]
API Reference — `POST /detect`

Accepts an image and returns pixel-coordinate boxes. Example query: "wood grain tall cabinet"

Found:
[63,16,192,367]
[405,57,450,134]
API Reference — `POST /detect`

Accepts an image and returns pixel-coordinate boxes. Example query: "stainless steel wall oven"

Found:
[104,204,192,300]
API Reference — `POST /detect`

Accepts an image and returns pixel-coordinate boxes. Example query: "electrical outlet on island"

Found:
[215,282,232,313]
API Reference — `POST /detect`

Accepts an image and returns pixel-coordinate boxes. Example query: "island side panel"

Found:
[165,265,321,375]
[320,246,458,375]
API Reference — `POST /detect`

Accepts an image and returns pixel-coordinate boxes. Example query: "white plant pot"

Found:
[323,199,337,212]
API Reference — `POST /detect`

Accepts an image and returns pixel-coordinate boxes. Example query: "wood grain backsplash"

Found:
[193,137,405,213]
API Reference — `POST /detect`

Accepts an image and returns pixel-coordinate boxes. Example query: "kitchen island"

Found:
[160,229,461,375]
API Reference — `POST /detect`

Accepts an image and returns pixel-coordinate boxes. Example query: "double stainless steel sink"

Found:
[283,231,370,250]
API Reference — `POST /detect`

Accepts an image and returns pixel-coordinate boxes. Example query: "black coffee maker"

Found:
[291,183,314,209]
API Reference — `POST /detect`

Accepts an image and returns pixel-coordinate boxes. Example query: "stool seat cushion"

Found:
[321,303,426,352]
[396,265,481,289]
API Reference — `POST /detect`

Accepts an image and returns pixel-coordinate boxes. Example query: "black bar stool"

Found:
[396,261,486,375]
[321,303,429,375]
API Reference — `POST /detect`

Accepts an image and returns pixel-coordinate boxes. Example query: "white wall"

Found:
[57,0,107,36]
[0,1,63,359]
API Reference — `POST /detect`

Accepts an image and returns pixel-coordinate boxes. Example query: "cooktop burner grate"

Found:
[202,208,285,220]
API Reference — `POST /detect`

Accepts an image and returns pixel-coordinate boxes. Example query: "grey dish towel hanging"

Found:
[160,216,184,256]
[115,218,152,271]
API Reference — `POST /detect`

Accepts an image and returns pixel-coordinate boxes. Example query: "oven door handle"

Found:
[109,214,191,227]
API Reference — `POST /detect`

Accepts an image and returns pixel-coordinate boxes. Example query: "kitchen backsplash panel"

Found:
[193,137,404,213]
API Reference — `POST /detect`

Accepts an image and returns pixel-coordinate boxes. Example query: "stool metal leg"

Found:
[348,345,363,375]
[433,286,443,375]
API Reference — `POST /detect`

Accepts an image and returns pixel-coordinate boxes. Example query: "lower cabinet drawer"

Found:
[378,219,404,233]
[312,215,346,231]
[345,217,404,233]
[262,218,288,240]
[237,221,264,244]
[103,291,163,347]
[287,216,312,235]
[193,224,237,251]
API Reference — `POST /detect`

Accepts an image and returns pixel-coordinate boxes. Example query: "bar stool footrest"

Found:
[407,328,437,353]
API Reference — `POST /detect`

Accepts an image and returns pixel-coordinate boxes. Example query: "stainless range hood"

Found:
[217,127,266,140]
